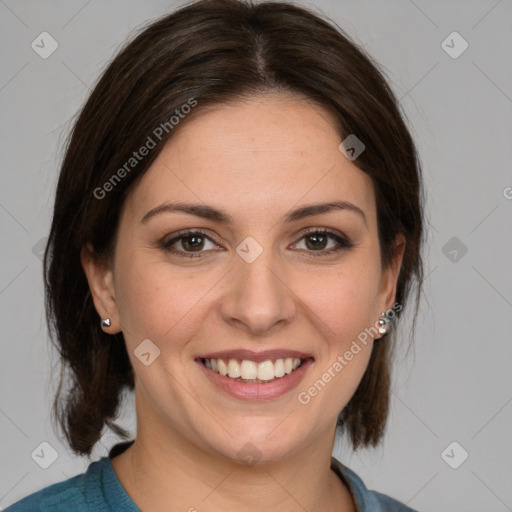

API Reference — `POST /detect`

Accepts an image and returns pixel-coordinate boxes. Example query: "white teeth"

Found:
[240,360,258,379]
[227,359,241,378]
[217,359,228,376]
[274,359,285,378]
[257,361,275,381]
[203,357,305,381]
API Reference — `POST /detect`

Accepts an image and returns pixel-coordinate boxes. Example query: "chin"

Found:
[201,420,311,467]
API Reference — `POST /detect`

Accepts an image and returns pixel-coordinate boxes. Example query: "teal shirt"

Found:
[4,443,418,511]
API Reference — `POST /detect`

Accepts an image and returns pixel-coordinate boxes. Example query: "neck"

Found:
[111,396,355,511]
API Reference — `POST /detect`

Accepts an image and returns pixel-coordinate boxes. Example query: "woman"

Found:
[5,0,424,510]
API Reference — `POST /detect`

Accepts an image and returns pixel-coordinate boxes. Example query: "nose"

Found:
[220,247,296,336]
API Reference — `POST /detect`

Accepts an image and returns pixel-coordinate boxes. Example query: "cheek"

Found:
[302,260,381,347]
[293,260,379,406]
[113,253,219,352]
[296,317,375,423]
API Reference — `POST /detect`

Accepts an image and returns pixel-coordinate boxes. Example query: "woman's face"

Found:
[84,92,404,464]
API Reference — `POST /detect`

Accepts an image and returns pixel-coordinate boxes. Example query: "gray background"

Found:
[1,0,511,510]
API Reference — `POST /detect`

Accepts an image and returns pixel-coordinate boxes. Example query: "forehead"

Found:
[123,93,376,228]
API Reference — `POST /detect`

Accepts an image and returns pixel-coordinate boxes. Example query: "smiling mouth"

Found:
[199,357,311,383]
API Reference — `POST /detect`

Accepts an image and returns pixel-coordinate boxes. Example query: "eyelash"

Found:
[160,228,353,259]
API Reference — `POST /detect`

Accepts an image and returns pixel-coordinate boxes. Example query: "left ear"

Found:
[376,233,406,313]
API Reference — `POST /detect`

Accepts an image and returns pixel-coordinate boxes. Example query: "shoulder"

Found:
[3,476,88,512]
[369,489,419,512]
[3,459,107,512]
[331,457,419,512]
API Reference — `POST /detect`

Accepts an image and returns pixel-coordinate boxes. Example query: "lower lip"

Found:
[196,358,314,401]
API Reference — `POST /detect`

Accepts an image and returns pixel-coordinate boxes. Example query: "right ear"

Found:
[80,244,122,334]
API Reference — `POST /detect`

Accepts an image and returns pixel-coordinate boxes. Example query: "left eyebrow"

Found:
[281,201,367,227]
[140,200,367,228]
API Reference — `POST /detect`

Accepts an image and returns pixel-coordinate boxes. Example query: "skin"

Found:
[81,91,405,512]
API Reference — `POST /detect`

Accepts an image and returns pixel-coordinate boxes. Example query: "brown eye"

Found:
[294,229,353,257]
[161,228,353,259]
[179,234,206,252]
[162,230,219,258]
[304,232,329,251]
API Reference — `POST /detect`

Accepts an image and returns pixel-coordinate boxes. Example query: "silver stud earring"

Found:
[101,318,111,328]
[377,312,391,336]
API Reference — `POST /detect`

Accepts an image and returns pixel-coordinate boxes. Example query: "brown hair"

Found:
[45,0,424,457]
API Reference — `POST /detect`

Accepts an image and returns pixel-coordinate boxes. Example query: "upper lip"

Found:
[197,349,314,363]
